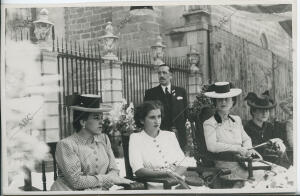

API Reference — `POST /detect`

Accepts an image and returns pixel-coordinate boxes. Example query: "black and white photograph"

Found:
[1,0,297,194]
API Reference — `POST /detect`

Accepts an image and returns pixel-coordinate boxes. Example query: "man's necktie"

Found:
[165,87,171,95]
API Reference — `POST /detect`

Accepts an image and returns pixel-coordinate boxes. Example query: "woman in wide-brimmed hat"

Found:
[51,94,132,191]
[203,82,263,187]
[244,91,292,168]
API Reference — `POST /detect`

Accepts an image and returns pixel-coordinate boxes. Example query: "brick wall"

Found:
[64,7,113,44]
[112,6,163,50]
[64,6,164,51]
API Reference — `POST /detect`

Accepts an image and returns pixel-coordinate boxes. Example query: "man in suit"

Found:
[144,64,188,150]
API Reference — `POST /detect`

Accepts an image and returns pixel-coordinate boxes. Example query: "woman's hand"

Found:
[270,138,286,153]
[247,149,263,159]
[238,147,249,157]
[102,178,114,190]
[174,166,187,176]
[165,169,185,181]
[107,174,133,185]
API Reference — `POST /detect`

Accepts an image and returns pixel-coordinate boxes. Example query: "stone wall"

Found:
[162,5,292,59]
[210,6,292,60]
[38,51,60,142]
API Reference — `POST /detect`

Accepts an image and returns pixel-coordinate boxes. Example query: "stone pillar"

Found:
[112,6,162,50]
[183,7,211,84]
[101,59,123,106]
[188,71,202,104]
[36,50,60,142]
[150,65,159,88]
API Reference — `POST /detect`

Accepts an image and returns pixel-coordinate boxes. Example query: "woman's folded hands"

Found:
[106,173,133,185]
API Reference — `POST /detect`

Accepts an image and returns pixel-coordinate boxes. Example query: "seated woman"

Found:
[51,94,132,191]
[244,91,292,168]
[129,101,202,189]
[203,82,288,188]
[203,82,260,185]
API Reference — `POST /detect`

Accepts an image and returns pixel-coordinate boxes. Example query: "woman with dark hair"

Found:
[203,82,262,186]
[203,82,289,188]
[244,91,291,168]
[51,94,132,191]
[129,100,202,189]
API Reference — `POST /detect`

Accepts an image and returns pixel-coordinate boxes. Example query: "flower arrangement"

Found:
[103,99,136,136]
[187,84,214,122]
[102,99,136,157]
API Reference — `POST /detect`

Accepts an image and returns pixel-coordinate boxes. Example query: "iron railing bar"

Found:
[61,38,67,138]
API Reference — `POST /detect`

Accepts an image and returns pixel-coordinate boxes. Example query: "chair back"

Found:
[190,105,215,167]
[23,142,57,191]
[42,142,58,191]
[121,133,134,179]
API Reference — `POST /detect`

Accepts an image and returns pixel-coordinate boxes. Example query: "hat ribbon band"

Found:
[215,84,230,93]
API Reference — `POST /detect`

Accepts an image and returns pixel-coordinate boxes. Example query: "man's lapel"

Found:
[157,85,166,99]
[170,86,177,104]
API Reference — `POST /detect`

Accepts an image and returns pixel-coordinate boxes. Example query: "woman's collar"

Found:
[142,129,161,139]
[214,112,235,123]
[75,132,105,144]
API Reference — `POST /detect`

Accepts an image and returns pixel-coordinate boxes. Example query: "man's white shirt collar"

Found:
[161,84,171,94]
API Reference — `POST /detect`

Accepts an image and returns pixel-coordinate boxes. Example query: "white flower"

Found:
[185,120,191,129]
[109,102,124,123]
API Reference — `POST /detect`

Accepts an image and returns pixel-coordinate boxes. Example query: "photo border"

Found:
[1,0,298,195]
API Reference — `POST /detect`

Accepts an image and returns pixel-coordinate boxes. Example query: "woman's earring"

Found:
[83,124,86,129]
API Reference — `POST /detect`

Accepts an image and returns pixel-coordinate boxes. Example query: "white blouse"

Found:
[203,114,252,153]
[129,130,185,174]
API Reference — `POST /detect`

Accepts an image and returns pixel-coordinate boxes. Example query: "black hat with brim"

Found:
[245,91,277,109]
[68,93,112,112]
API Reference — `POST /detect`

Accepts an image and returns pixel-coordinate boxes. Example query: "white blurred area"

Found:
[6,40,42,136]
[5,39,59,190]
[5,39,60,133]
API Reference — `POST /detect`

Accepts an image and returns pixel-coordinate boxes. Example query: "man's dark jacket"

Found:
[144,85,188,149]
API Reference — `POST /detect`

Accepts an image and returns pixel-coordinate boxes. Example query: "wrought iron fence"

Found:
[118,49,153,106]
[163,56,190,95]
[55,38,103,138]
[8,32,191,138]
[118,49,190,106]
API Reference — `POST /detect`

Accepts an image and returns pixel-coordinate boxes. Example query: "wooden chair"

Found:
[22,142,57,191]
[189,106,272,188]
[121,131,179,189]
